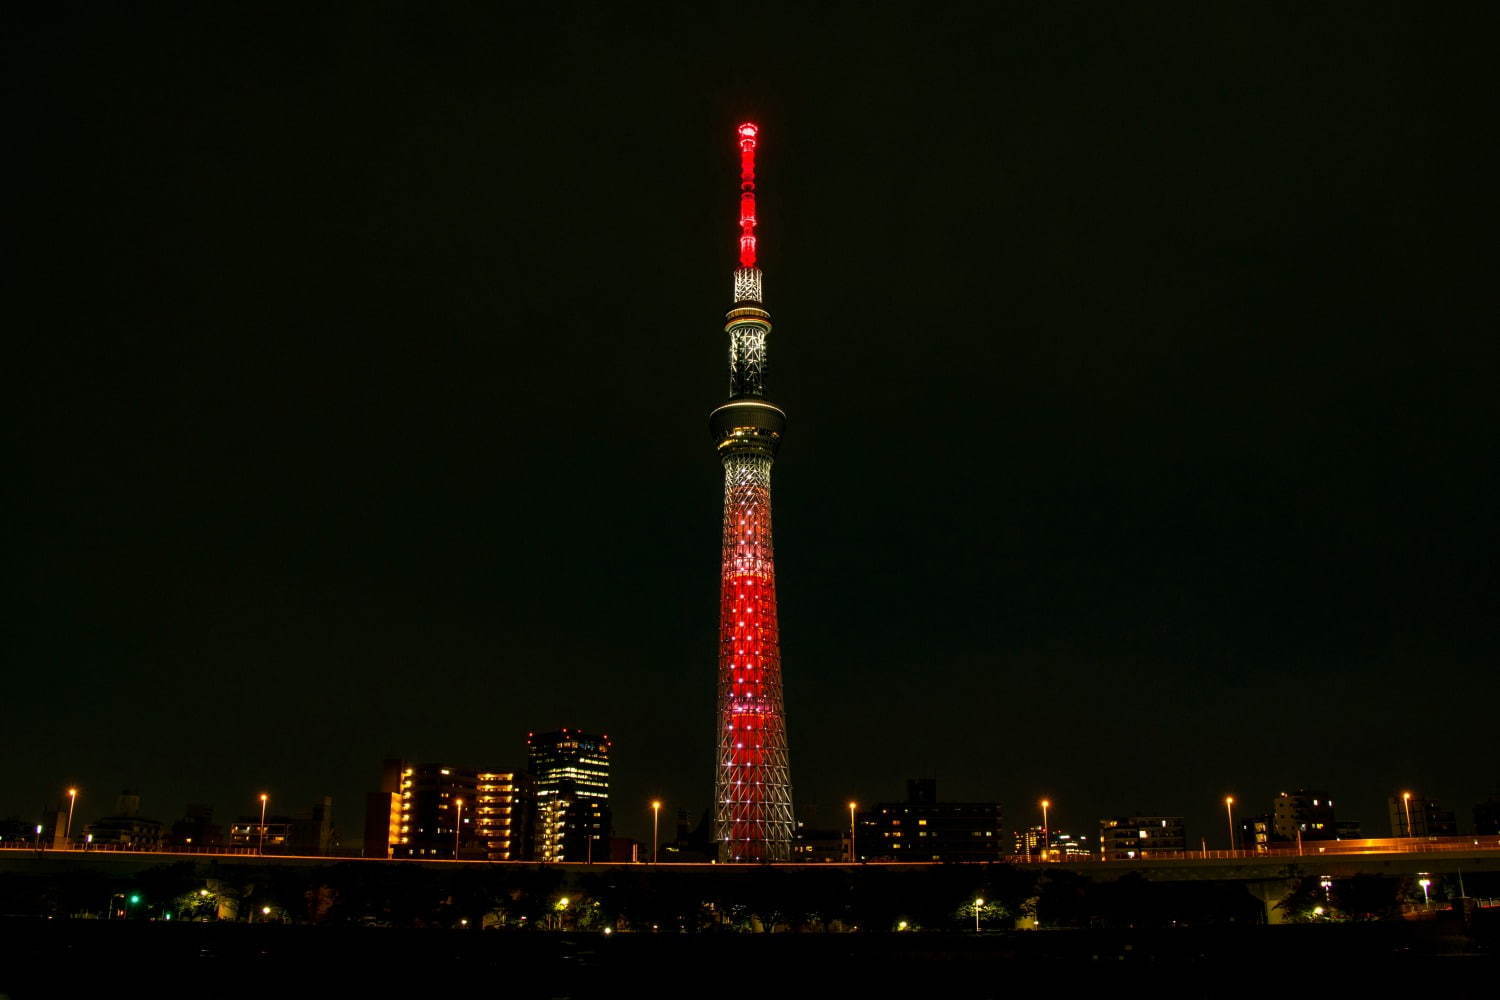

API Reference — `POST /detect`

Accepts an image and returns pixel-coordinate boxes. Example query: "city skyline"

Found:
[9,6,1494,851]
[16,750,1500,858]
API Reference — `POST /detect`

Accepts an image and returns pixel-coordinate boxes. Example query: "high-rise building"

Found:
[1273,789,1337,841]
[855,780,1005,862]
[1098,816,1187,860]
[475,771,533,861]
[366,759,536,861]
[363,790,401,859]
[390,762,475,859]
[1014,825,1045,859]
[1049,831,1093,861]
[527,729,611,862]
[711,122,795,863]
[1389,794,1457,837]
[1014,826,1093,861]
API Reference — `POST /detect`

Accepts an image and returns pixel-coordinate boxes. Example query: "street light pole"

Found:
[258,793,268,855]
[453,798,463,858]
[974,897,984,933]
[65,788,78,845]
[848,802,858,863]
[1225,796,1235,852]
[651,800,661,864]
[1040,799,1051,861]
[1401,791,1414,838]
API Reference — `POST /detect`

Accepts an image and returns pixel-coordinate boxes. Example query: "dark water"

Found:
[0,917,1493,998]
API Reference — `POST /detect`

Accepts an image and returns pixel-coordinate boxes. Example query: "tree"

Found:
[1332,874,1401,921]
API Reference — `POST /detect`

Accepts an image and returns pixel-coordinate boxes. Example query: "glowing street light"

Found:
[453,798,464,858]
[1418,877,1432,905]
[257,793,269,855]
[65,788,78,843]
[1039,799,1051,861]
[848,802,858,863]
[1224,796,1236,851]
[651,800,662,864]
[973,897,984,933]
[1402,791,1414,838]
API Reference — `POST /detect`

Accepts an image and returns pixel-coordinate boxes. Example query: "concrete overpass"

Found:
[5,837,1498,881]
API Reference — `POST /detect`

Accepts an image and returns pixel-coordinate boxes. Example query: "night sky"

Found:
[8,4,1495,848]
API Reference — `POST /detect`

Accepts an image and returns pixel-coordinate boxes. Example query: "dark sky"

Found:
[8,3,1495,848]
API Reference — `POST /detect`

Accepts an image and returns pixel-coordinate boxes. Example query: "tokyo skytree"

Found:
[709,123,794,862]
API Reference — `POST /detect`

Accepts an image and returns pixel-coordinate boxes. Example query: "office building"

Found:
[527,729,611,862]
[1098,816,1186,860]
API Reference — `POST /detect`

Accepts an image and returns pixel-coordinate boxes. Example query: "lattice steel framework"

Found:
[710,123,794,861]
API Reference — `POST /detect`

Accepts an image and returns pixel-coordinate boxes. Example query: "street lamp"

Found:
[1040,799,1051,861]
[1418,878,1432,906]
[1224,796,1236,852]
[1401,791,1414,838]
[848,802,858,863]
[973,897,984,933]
[453,798,464,858]
[65,788,78,844]
[257,793,269,855]
[651,800,662,864]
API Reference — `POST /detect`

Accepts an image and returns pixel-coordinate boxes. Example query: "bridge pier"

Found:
[1244,878,1302,925]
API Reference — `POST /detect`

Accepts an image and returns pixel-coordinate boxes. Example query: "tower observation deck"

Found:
[710,122,793,862]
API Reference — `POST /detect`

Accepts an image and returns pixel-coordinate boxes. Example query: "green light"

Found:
[129,894,141,904]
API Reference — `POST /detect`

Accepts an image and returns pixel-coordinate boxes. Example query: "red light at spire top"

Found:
[737,122,758,268]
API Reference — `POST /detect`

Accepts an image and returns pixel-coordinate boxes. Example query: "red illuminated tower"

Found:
[710,122,793,862]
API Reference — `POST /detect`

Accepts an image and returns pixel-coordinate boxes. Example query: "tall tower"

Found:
[711,122,794,862]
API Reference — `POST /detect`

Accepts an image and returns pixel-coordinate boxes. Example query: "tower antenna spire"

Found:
[736,122,759,269]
